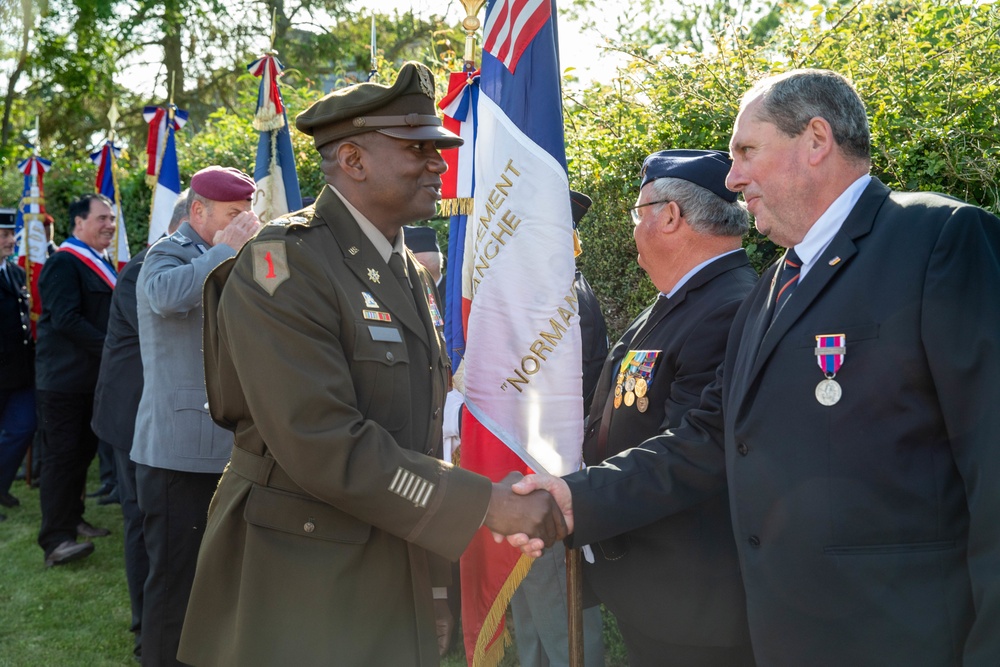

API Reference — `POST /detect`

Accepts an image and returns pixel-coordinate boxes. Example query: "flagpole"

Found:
[460,0,485,72]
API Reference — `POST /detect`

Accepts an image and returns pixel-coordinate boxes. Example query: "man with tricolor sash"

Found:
[35,193,117,567]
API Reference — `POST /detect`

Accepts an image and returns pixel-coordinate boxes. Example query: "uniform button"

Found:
[386,351,394,362]
[303,521,315,533]
[748,535,760,548]
[737,442,749,456]
[203,402,210,410]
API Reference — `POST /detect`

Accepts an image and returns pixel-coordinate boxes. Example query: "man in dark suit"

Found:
[0,209,35,518]
[573,150,757,667]
[90,193,188,662]
[178,63,564,667]
[35,193,116,566]
[511,68,1000,666]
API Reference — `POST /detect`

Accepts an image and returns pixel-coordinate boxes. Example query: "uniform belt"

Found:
[228,446,305,495]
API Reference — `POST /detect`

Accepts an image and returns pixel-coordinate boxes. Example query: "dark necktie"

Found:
[774,248,802,313]
[388,253,414,304]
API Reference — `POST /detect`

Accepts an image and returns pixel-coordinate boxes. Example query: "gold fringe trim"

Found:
[145,173,157,188]
[472,554,535,667]
[440,197,474,217]
[573,230,582,258]
[253,109,285,132]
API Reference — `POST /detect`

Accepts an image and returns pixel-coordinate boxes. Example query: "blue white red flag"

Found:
[249,54,301,222]
[144,105,187,243]
[438,70,480,366]
[459,1,582,664]
[15,155,52,337]
[90,141,131,269]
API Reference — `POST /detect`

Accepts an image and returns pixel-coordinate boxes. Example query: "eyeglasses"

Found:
[629,199,673,225]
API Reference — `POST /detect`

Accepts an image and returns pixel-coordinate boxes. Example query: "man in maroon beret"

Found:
[132,165,260,666]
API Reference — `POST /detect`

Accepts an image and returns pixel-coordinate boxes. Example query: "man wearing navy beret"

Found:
[562,152,757,666]
[132,165,260,666]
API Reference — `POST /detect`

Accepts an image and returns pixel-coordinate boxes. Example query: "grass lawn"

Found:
[1,461,626,666]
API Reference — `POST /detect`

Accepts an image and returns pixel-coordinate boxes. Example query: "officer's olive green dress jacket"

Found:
[178,187,492,666]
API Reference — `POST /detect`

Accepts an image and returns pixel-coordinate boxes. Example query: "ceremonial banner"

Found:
[91,141,131,269]
[144,105,187,243]
[439,70,480,366]
[248,54,302,222]
[459,1,582,664]
[14,155,52,337]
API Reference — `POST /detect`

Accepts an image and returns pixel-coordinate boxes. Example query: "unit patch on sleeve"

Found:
[252,241,290,296]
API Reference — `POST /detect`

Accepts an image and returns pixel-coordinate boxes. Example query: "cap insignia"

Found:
[417,67,434,99]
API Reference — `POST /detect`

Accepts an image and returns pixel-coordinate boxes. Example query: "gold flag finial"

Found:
[107,100,120,141]
[459,0,486,70]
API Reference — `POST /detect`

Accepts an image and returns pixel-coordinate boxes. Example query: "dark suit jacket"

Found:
[34,249,113,393]
[567,179,1000,666]
[91,248,148,451]
[0,262,33,390]
[575,269,609,409]
[580,250,755,648]
[179,187,492,667]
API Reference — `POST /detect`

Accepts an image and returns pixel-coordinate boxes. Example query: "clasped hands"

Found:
[483,472,573,558]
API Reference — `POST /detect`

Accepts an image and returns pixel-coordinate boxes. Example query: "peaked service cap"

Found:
[639,149,738,203]
[295,62,463,150]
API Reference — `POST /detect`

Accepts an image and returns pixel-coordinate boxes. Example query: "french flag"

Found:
[249,54,302,222]
[438,70,479,367]
[144,105,187,244]
[14,155,52,338]
[91,141,131,269]
[459,1,583,664]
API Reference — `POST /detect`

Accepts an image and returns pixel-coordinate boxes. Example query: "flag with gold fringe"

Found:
[144,104,187,243]
[248,53,302,222]
[14,154,51,338]
[90,141,131,269]
[458,1,582,664]
[439,70,479,367]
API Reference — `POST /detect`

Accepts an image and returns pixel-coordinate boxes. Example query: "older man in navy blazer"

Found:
[512,69,1000,667]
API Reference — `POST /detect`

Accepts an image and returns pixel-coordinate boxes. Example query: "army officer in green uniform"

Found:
[178,63,565,667]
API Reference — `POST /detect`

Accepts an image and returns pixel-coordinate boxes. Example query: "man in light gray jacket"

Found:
[132,166,260,667]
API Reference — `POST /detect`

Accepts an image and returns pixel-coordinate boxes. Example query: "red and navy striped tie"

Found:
[774,248,802,313]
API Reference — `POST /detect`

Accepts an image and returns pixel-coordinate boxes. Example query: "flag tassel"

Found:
[472,554,534,667]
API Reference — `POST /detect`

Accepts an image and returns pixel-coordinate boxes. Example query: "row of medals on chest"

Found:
[615,374,649,412]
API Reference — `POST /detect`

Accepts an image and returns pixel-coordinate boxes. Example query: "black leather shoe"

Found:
[45,540,95,567]
[97,489,120,506]
[0,492,19,508]
[77,521,111,538]
[86,482,115,497]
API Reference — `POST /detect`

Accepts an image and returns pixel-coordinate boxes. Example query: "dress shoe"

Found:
[77,521,111,538]
[97,489,120,506]
[0,492,19,508]
[86,482,115,497]
[45,539,94,567]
